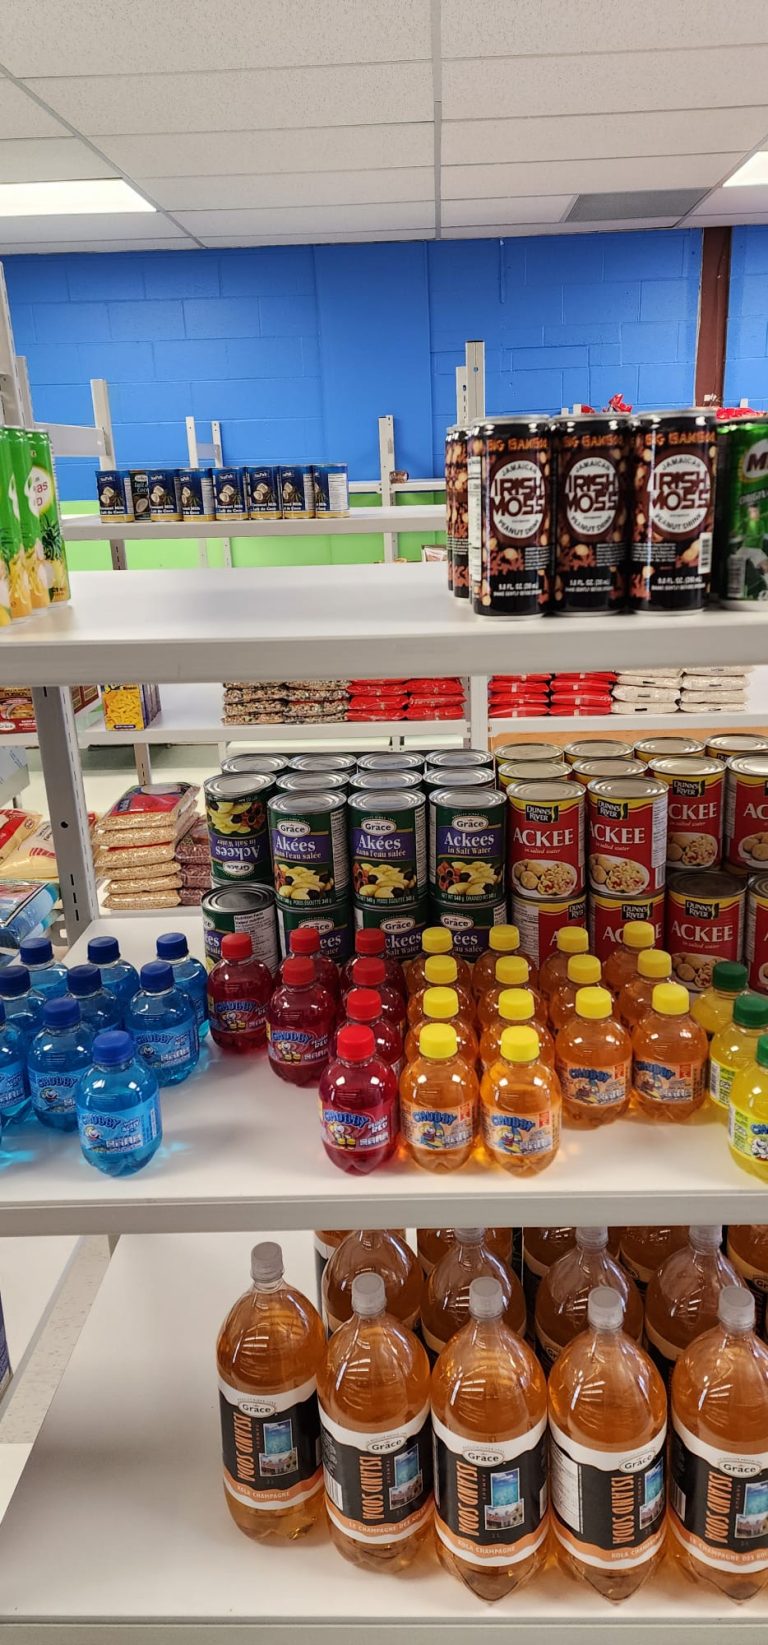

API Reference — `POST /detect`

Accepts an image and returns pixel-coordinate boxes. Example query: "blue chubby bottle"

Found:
[77,1029,162,1177]
[28,996,93,1132]
[68,964,120,1037]
[156,932,209,1039]
[18,936,69,1000]
[125,960,199,1086]
[0,965,45,1054]
[86,935,139,1024]
[0,1000,29,1124]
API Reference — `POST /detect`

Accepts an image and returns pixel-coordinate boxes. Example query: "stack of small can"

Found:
[96,462,349,524]
[0,426,70,623]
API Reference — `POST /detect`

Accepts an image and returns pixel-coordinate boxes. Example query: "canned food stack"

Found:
[270,757,354,963]
[350,752,429,961]
[0,425,70,622]
[95,782,199,911]
[428,751,507,961]
[97,462,349,523]
[505,745,588,969]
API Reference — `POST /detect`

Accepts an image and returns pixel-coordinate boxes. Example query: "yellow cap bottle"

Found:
[424,954,458,986]
[631,982,707,1121]
[406,926,472,997]
[624,920,656,949]
[652,983,689,1015]
[478,954,544,1033]
[555,987,631,1128]
[539,924,589,1001]
[418,1023,458,1060]
[500,1025,540,1062]
[638,949,672,980]
[404,986,478,1067]
[400,1022,479,1171]
[489,925,520,953]
[575,985,613,1019]
[421,986,459,1020]
[480,988,555,1070]
[603,919,656,996]
[408,955,475,1034]
[618,949,672,1032]
[549,953,602,1032]
[480,1024,561,1175]
[495,955,529,987]
[423,927,452,955]
[474,923,539,995]
[499,987,535,1022]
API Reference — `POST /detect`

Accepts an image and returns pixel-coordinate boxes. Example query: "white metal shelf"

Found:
[61,504,446,542]
[490,711,768,735]
[0,1228,762,1642]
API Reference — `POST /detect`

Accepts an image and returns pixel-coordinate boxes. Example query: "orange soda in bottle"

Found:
[480,1025,561,1175]
[555,985,631,1126]
[404,984,478,1065]
[535,1226,643,1369]
[644,1224,742,1387]
[691,959,749,1044]
[631,982,707,1120]
[602,919,656,996]
[617,948,672,1031]
[422,1226,526,1360]
[407,954,474,1028]
[400,1023,479,1170]
[405,926,471,995]
[417,1225,513,1275]
[472,923,538,995]
[538,923,589,1001]
[522,1227,575,1325]
[619,1226,688,1296]
[549,952,602,1031]
[727,1224,768,1340]
[477,955,543,1031]
[480,987,554,1070]
[322,1228,422,1334]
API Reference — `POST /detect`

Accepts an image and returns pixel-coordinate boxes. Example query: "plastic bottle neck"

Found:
[253,1277,283,1296]
[96,1053,132,1073]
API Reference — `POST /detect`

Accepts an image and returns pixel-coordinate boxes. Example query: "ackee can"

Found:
[569,758,647,786]
[278,465,314,518]
[446,426,469,597]
[666,870,745,992]
[552,412,632,614]
[634,736,705,761]
[467,416,552,616]
[422,766,494,795]
[277,771,350,793]
[429,785,506,905]
[357,751,424,772]
[148,468,182,521]
[430,897,508,962]
[348,771,422,793]
[201,884,279,974]
[277,896,352,963]
[348,790,427,904]
[508,780,584,902]
[511,891,587,968]
[649,756,724,873]
[312,463,349,517]
[290,753,356,774]
[245,465,281,519]
[707,733,768,761]
[589,890,665,962]
[205,772,274,885]
[746,873,768,994]
[631,411,716,612]
[268,791,349,911]
[715,416,768,604]
[724,755,768,876]
[179,467,215,521]
[427,748,492,770]
[499,760,570,790]
[587,776,667,897]
[564,738,635,765]
[354,895,429,962]
[222,753,290,778]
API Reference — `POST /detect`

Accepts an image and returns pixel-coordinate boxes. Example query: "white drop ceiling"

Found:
[1,0,768,251]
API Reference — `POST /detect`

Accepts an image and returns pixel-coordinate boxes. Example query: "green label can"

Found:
[354,895,430,960]
[201,885,279,973]
[205,772,274,885]
[7,429,50,609]
[277,896,353,963]
[429,785,506,904]
[430,896,508,961]
[0,430,24,623]
[25,430,70,603]
[718,417,768,604]
[348,790,427,904]
[268,792,349,910]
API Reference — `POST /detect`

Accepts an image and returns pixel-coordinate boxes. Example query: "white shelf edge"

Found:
[490,711,768,736]
[61,504,446,542]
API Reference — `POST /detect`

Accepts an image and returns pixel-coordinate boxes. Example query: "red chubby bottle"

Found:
[318,1025,399,1173]
[342,957,406,1030]
[207,932,272,1053]
[341,928,406,1001]
[267,956,336,1086]
[334,987,404,1076]
[278,924,340,1002]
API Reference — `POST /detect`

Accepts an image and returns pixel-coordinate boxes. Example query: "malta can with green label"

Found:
[25,430,70,603]
[717,416,768,606]
[5,429,49,610]
[0,429,25,623]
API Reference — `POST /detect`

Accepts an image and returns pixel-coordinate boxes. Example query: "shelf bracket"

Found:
[31,687,98,939]
[469,675,489,750]
[378,415,397,564]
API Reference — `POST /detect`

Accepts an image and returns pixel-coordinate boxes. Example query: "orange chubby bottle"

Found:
[472,923,539,995]
[602,919,656,997]
[404,985,478,1066]
[631,982,708,1121]
[549,952,602,1031]
[555,985,631,1126]
[480,1025,561,1175]
[407,954,474,1028]
[617,948,672,1031]
[477,955,544,1031]
[480,988,554,1070]
[405,926,472,996]
[399,1023,479,1171]
[539,924,589,1001]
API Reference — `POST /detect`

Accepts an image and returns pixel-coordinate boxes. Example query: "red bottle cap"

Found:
[346,987,381,1023]
[221,932,252,961]
[290,926,320,955]
[337,1025,375,1062]
[282,957,315,986]
[355,928,385,957]
[352,957,386,987]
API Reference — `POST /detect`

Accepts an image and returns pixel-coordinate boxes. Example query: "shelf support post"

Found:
[469,675,489,750]
[378,415,397,564]
[211,422,232,569]
[32,687,98,939]
[90,379,127,573]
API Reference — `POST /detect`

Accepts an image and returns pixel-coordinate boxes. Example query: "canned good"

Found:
[5,429,48,610]
[278,465,314,518]
[570,758,647,786]
[95,468,134,520]
[430,897,508,962]
[423,766,494,795]
[348,771,423,793]
[426,748,492,770]
[707,733,768,761]
[178,467,215,521]
[498,760,570,790]
[268,791,349,911]
[221,753,290,778]
[312,463,349,517]
[511,891,587,968]
[147,468,182,521]
[589,891,666,962]
[357,752,424,773]
[0,430,28,621]
[649,756,725,872]
[587,776,667,897]
[277,897,352,964]
[724,755,768,876]
[746,873,768,994]
[348,790,427,904]
[715,416,768,604]
[564,738,635,765]
[277,771,349,793]
[666,870,745,992]
[494,741,561,768]
[467,416,552,616]
[552,412,632,614]
[290,753,356,774]
[213,468,248,520]
[508,780,584,901]
[205,772,274,885]
[634,736,705,761]
[429,786,506,905]
[24,430,70,603]
[245,465,281,519]
[354,896,429,961]
[446,426,469,597]
[130,470,150,521]
[631,411,716,612]
[201,885,279,974]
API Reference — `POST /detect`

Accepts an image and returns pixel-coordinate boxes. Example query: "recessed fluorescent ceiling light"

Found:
[724,152,768,187]
[0,179,155,216]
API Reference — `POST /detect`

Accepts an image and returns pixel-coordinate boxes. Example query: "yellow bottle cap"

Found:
[637,948,672,980]
[652,982,689,1016]
[489,924,520,954]
[425,954,458,985]
[419,1023,458,1060]
[500,1025,540,1063]
[556,926,589,955]
[623,920,655,950]
[495,954,529,987]
[498,987,535,1023]
[422,927,452,955]
[575,985,612,1020]
[566,953,601,985]
[423,986,459,1021]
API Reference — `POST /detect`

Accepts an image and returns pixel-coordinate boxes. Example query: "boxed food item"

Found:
[97,782,197,836]
[101,684,161,733]
[0,880,58,954]
[0,685,98,736]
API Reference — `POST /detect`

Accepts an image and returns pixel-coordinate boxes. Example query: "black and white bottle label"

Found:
[670,1415,768,1574]
[219,1373,322,1511]
[433,1412,548,1567]
[549,1418,667,1571]
[319,1402,433,1545]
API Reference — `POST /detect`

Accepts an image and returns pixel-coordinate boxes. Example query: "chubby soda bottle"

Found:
[76,1028,162,1177]
[337,986,404,1074]
[322,1228,422,1334]
[422,1227,526,1361]
[549,952,602,1031]
[207,932,272,1053]
[344,956,405,1030]
[535,1226,643,1369]
[406,924,472,995]
[617,948,672,1031]
[477,955,543,1032]
[691,959,749,1044]
[407,954,474,1028]
[480,1025,561,1175]
[539,924,589,1002]
[729,1032,768,1180]
[404,985,478,1066]
[709,992,768,1121]
[602,919,656,997]
[480,987,554,1070]
[555,985,631,1126]
[472,923,538,995]
[644,1224,742,1387]
[417,1225,513,1276]
[341,926,405,1000]
[266,955,335,1086]
[632,982,707,1121]
[727,1224,768,1340]
[399,1023,478,1171]
[317,1025,398,1174]
[282,923,340,1003]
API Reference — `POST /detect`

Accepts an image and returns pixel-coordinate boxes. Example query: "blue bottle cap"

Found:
[156,932,189,961]
[140,960,174,993]
[20,936,53,965]
[43,996,80,1029]
[69,963,102,998]
[87,935,120,966]
[93,1029,134,1066]
[0,965,30,998]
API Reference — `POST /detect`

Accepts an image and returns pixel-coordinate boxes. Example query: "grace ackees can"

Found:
[353,894,430,962]
[589,890,665,963]
[587,776,667,898]
[724,755,768,876]
[277,771,350,794]
[746,873,768,994]
[508,780,584,903]
[552,413,632,614]
[348,790,427,905]
[201,885,279,974]
[431,897,508,962]
[467,416,552,616]
[649,756,725,873]
[423,766,494,796]
[221,752,290,778]
[445,426,469,597]
[347,771,422,793]
[630,411,716,612]
[204,772,274,886]
[277,896,353,964]
[429,785,506,906]
[268,791,349,911]
[666,870,745,993]
[511,891,587,968]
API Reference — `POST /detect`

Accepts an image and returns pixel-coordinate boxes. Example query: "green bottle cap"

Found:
[733,993,768,1030]
[757,1035,768,1071]
[713,961,748,993]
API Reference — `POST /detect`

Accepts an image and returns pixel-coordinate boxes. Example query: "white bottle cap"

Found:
[689,1225,722,1250]
[251,1241,283,1285]
[718,1284,755,1334]
[577,1226,608,1250]
[588,1285,624,1331]
[469,1276,504,1321]
[455,1228,484,1244]
[352,1272,386,1318]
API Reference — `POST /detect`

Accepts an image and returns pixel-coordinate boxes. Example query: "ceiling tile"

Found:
[442,153,740,200]
[0,212,187,245]
[26,64,434,136]
[442,46,768,120]
[684,210,768,225]
[442,108,768,167]
[138,167,434,212]
[0,137,116,181]
[0,237,196,253]
[176,201,435,236]
[442,0,768,57]
[95,124,434,178]
[443,218,679,238]
[201,230,432,245]
[442,196,572,228]
[692,183,768,213]
[0,78,69,139]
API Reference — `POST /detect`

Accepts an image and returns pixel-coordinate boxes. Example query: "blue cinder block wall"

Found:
[4,229,702,502]
[724,226,768,408]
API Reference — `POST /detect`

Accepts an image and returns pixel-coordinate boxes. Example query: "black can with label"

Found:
[179,467,215,521]
[553,414,632,614]
[214,468,248,521]
[245,465,281,519]
[278,465,314,518]
[468,417,552,617]
[445,425,469,597]
[129,470,150,521]
[631,411,717,613]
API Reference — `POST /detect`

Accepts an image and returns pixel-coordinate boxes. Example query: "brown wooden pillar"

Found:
[695,226,732,407]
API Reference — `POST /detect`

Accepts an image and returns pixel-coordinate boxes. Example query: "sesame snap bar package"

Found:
[103,890,181,910]
[106,860,184,885]
[105,873,182,895]
[97,782,198,834]
[95,824,194,867]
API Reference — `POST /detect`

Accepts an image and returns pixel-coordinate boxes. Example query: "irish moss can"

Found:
[277,896,353,963]
[429,785,506,905]
[716,416,768,604]
[631,411,716,612]
[430,897,508,962]
[467,416,552,616]
[268,791,349,911]
[201,885,279,974]
[354,895,430,961]
[205,773,274,885]
[552,412,632,614]
[349,790,427,906]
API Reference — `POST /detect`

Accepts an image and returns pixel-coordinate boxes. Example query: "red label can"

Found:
[587,777,668,897]
[649,756,725,872]
[666,870,745,993]
[511,891,587,968]
[553,413,632,614]
[589,891,665,962]
[724,755,768,876]
[468,417,552,616]
[746,873,768,994]
[508,781,584,901]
